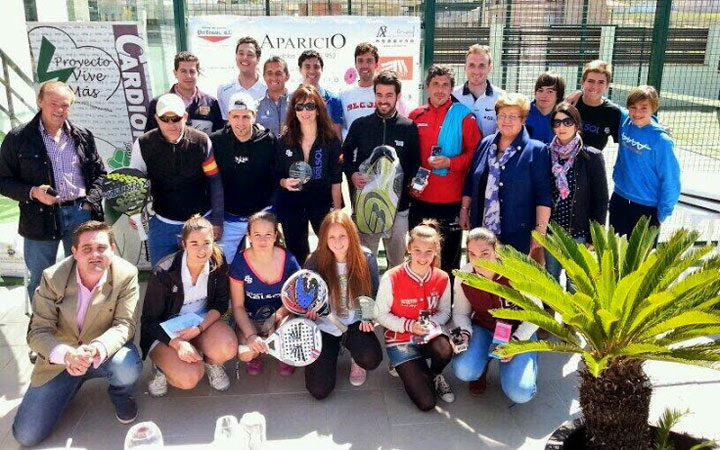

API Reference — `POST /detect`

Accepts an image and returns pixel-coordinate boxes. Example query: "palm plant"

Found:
[454,218,720,450]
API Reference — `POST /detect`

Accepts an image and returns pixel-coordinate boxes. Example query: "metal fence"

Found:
[12,0,720,242]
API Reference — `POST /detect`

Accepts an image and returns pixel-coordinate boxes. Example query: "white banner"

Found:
[25,22,153,268]
[188,15,422,108]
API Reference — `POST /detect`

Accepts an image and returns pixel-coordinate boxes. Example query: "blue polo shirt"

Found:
[525,101,554,145]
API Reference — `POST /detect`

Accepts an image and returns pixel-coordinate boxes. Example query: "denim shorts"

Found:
[386,342,425,367]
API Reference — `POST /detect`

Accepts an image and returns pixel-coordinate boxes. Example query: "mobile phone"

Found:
[430,145,442,158]
[411,167,430,192]
[450,327,468,353]
[46,187,58,196]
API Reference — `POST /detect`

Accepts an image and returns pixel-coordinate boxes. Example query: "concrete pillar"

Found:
[35,0,69,21]
[705,24,720,70]
[599,26,615,63]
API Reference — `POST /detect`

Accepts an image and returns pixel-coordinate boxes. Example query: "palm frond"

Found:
[489,308,581,346]
[656,244,715,292]
[453,270,555,315]
[653,325,720,346]
[492,339,584,358]
[622,216,659,276]
[654,408,689,450]
[639,311,720,340]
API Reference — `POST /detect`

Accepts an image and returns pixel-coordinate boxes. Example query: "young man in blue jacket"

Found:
[610,85,680,240]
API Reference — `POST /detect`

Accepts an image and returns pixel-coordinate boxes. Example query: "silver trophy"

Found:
[288,161,313,190]
[355,296,377,321]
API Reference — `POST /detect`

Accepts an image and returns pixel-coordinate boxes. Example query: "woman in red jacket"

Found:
[452,227,541,401]
[376,220,454,410]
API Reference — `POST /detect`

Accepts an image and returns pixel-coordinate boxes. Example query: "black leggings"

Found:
[278,207,327,265]
[396,335,453,411]
[304,322,383,399]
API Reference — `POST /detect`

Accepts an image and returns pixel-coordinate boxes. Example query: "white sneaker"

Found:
[205,363,230,391]
[388,365,399,378]
[349,358,367,386]
[433,374,455,403]
[148,365,167,397]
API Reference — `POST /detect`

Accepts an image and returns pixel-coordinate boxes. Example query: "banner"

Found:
[189,16,422,108]
[26,22,153,268]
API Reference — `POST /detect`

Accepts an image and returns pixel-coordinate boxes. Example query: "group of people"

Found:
[0,36,682,446]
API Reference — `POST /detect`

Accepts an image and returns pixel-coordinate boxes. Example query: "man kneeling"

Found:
[13,221,143,446]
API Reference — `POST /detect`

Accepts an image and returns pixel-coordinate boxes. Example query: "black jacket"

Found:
[0,113,106,240]
[145,85,224,134]
[341,111,420,212]
[211,123,276,217]
[553,145,609,242]
[139,250,230,359]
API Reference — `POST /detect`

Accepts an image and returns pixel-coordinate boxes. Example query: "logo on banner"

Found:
[197,26,232,43]
[374,24,417,46]
[377,26,388,38]
[379,56,413,80]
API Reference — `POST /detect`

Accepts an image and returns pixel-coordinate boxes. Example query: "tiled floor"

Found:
[1,284,719,449]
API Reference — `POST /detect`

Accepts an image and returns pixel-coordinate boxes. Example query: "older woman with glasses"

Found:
[545,102,608,286]
[459,93,552,255]
[274,85,343,264]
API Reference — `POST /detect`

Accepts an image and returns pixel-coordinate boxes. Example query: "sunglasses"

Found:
[552,117,576,128]
[158,115,183,123]
[294,102,317,112]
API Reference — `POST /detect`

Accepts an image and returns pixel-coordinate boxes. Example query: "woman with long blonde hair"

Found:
[302,210,382,397]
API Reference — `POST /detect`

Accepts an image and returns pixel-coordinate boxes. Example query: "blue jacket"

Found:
[464,128,553,240]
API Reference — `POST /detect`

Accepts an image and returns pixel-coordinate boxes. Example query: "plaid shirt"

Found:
[39,121,86,202]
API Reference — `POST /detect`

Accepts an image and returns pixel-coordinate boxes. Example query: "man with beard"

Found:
[342,70,419,268]
[211,92,277,264]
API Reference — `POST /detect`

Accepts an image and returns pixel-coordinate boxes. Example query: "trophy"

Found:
[355,296,376,321]
[288,161,313,190]
[449,327,468,354]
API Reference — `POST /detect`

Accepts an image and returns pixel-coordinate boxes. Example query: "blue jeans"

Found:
[24,204,91,300]
[12,343,143,447]
[545,236,586,292]
[148,216,183,267]
[220,217,249,266]
[452,325,538,404]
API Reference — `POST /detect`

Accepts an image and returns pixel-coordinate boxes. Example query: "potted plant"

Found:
[454,218,720,450]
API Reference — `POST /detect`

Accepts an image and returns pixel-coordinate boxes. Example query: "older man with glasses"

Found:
[129,93,224,266]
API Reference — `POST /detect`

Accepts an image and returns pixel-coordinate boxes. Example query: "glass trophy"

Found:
[288,161,313,190]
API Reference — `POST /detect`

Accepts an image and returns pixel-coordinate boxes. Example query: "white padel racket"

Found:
[238,318,322,367]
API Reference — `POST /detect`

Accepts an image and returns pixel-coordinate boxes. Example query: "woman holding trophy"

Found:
[275,85,343,265]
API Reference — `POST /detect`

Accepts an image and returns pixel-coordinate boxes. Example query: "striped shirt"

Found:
[39,121,86,202]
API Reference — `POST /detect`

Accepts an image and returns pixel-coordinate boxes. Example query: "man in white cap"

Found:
[129,93,224,266]
[210,92,277,264]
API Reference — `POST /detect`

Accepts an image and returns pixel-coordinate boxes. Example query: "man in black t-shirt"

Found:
[211,92,277,264]
[574,60,621,150]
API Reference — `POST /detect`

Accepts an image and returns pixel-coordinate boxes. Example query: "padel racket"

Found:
[101,168,150,240]
[281,269,348,333]
[238,318,322,367]
[355,296,377,321]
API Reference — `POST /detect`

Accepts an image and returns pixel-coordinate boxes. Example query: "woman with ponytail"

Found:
[230,211,300,376]
[140,215,238,397]
[375,220,455,411]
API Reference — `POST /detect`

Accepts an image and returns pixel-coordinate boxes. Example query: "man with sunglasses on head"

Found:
[211,92,277,264]
[145,51,224,134]
[129,93,224,266]
[218,37,267,120]
[297,50,344,137]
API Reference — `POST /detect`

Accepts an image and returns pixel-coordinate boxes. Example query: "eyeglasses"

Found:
[552,117,576,128]
[294,102,317,112]
[497,113,521,122]
[158,115,183,123]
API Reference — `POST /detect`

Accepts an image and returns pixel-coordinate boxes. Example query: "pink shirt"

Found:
[49,269,108,368]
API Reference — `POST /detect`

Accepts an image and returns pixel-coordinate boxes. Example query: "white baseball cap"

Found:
[156,93,186,117]
[228,92,257,113]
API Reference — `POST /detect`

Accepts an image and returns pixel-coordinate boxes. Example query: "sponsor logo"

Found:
[394,140,404,147]
[400,298,418,306]
[244,275,253,284]
[377,26,388,38]
[235,155,249,164]
[583,123,602,135]
[379,56,413,80]
[261,33,346,50]
[416,122,428,127]
[347,101,375,111]
[285,149,293,157]
[198,106,210,116]
[196,26,232,43]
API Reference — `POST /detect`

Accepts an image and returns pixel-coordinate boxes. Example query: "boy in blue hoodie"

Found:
[610,85,680,240]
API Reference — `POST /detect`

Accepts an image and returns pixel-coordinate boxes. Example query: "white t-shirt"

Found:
[217,76,267,119]
[317,262,357,336]
[452,81,505,137]
[340,84,410,139]
[179,252,210,315]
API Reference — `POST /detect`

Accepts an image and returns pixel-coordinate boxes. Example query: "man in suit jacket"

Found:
[12,221,143,447]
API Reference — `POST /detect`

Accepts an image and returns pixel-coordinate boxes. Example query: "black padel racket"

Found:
[101,168,150,240]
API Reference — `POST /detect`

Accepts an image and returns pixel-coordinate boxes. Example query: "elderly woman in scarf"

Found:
[545,102,608,285]
[460,93,552,255]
